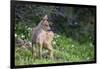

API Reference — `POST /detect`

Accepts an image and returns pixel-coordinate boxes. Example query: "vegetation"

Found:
[14,2,95,65]
[15,34,94,65]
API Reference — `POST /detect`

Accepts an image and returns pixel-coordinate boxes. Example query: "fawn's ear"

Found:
[43,15,48,20]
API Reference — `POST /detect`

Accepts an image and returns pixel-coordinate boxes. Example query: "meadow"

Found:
[15,33,94,65]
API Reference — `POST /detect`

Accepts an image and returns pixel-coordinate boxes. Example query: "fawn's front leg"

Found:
[32,43,37,60]
[46,43,53,59]
[49,46,53,59]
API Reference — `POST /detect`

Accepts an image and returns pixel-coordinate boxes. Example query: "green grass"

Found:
[15,34,95,66]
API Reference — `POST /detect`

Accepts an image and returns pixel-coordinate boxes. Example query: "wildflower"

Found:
[62,48,65,50]
[87,57,90,60]
[21,35,25,38]
[54,34,60,38]
[29,42,31,45]
[71,45,74,47]
[53,41,56,45]
[15,34,17,37]
[27,27,31,31]
[56,34,60,38]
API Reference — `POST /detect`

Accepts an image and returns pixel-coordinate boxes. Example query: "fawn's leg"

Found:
[49,47,53,59]
[32,43,36,60]
[39,43,43,59]
[46,44,53,59]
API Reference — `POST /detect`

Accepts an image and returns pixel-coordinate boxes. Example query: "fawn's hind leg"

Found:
[46,44,53,59]
[49,47,53,59]
[38,43,43,59]
[32,43,37,59]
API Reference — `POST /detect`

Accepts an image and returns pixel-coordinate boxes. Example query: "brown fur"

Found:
[43,31,54,58]
[32,15,54,59]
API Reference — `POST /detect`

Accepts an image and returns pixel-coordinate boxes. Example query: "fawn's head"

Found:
[41,15,51,31]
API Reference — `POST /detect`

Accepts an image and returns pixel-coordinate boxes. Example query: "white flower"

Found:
[62,48,64,50]
[53,41,56,45]
[21,35,25,38]
[87,57,90,60]
[15,34,17,37]
[29,42,31,45]
[72,45,74,47]
[28,27,31,30]
[56,34,60,38]
[54,34,60,38]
